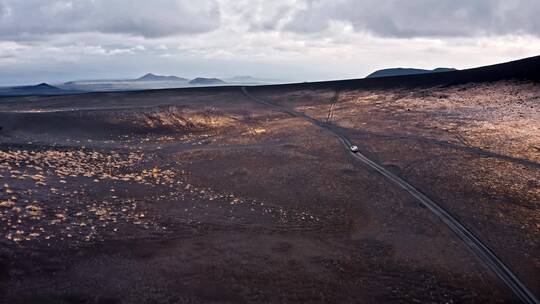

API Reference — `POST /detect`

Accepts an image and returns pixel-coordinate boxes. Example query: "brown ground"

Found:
[0,81,536,303]
[256,80,540,297]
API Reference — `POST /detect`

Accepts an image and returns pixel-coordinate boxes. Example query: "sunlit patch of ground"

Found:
[256,80,540,295]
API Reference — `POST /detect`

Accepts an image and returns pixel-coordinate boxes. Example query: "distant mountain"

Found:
[366,67,457,78]
[135,73,188,82]
[0,83,74,96]
[189,78,226,85]
[59,75,228,92]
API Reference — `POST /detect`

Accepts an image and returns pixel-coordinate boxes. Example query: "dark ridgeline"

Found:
[366,67,457,78]
[138,55,537,94]
[256,55,540,91]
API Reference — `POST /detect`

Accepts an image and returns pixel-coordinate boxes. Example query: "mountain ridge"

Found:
[366,67,457,78]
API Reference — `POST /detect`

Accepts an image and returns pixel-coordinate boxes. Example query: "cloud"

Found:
[0,0,220,39]
[0,0,539,86]
[218,0,300,31]
[1,0,538,40]
[283,0,540,37]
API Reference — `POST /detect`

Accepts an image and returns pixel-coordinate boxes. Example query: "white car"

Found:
[350,145,359,153]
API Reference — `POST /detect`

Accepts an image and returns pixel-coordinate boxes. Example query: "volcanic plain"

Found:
[0,57,539,303]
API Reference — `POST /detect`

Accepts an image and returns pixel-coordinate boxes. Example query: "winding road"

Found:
[241,86,539,304]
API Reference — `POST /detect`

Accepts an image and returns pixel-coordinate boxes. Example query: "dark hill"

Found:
[0,83,75,97]
[189,78,226,85]
[366,67,457,78]
[27,83,61,92]
[136,73,188,82]
[255,55,540,92]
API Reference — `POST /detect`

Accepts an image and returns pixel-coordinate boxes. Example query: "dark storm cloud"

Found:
[1,0,539,86]
[284,0,540,37]
[0,0,220,39]
[1,0,538,40]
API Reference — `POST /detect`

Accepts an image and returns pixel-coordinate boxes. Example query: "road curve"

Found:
[241,87,539,304]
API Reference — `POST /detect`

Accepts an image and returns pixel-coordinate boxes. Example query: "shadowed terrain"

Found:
[366,67,457,78]
[0,56,539,303]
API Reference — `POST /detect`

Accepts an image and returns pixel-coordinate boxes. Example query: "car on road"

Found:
[350,145,359,153]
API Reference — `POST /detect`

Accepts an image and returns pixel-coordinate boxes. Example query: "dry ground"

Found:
[255,80,540,297]
[0,83,536,303]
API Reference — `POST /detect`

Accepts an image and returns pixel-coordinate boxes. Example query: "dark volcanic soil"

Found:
[1,57,539,303]
[253,79,540,298]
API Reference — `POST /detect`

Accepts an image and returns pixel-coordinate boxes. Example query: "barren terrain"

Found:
[0,57,539,303]
[255,80,540,296]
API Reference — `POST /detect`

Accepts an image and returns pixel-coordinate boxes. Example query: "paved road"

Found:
[241,87,539,304]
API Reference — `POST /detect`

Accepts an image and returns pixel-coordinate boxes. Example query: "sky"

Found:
[0,0,539,86]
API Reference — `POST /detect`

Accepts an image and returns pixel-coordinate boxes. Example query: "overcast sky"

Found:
[0,0,539,85]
